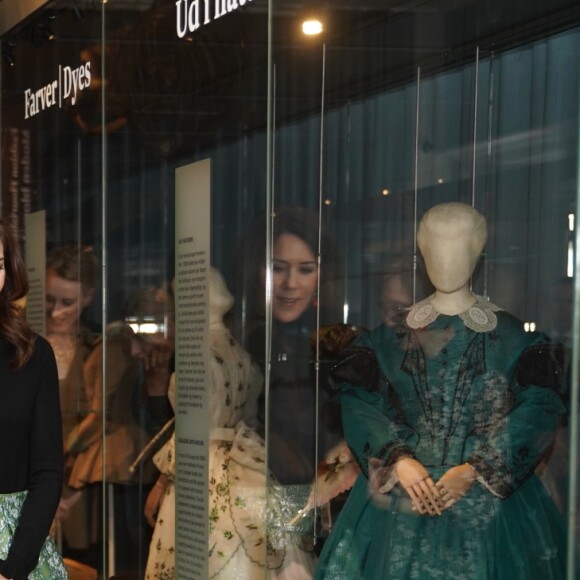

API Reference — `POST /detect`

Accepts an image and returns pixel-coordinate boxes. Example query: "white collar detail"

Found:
[406,294,502,332]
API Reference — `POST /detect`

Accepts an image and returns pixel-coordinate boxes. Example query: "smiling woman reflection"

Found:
[240,208,343,488]
[45,245,99,555]
[267,232,318,324]
[46,245,97,448]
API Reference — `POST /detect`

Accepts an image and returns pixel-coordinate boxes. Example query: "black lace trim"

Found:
[376,442,415,470]
[360,440,414,476]
[467,448,516,498]
[516,343,569,395]
[329,346,384,392]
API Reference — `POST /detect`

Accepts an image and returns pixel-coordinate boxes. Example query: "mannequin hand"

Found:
[144,475,169,527]
[436,463,476,509]
[396,457,443,515]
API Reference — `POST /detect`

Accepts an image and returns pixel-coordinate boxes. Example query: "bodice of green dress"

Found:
[341,305,567,496]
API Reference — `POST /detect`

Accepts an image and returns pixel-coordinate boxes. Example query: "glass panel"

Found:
[1,0,579,576]
[101,2,270,579]
[0,1,105,577]
[267,2,579,579]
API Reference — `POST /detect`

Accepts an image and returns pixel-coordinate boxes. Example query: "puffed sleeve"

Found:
[465,338,568,498]
[335,333,417,484]
[0,338,63,580]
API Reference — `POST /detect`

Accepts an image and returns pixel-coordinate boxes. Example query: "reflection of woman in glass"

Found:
[0,220,67,579]
[66,286,173,574]
[45,244,98,552]
[239,207,343,487]
[316,203,569,579]
[46,245,97,436]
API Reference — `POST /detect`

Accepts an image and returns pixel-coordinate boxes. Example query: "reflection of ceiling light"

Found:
[2,48,15,67]
[126,317,166,335]
[437,178,444,184]
[324,199,332,206]
[43,25,55,41]
[382,188,390,196]
[302,19,323,35]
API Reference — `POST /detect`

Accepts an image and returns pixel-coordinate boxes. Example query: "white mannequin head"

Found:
[417,203,487,303]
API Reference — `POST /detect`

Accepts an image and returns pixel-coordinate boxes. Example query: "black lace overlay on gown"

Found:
[401,328,487,462]
[328,346,384,392]
[516,343,569,397]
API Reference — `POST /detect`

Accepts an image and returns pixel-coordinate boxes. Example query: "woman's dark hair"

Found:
[46,244,98,291]
[0,219,35,368]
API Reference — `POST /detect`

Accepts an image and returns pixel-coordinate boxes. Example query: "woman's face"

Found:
[46,269,93,335]
[265,232,318,323]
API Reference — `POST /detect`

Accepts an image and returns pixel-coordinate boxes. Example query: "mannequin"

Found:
[144,268,314,579]
[315,203,570,579]
[394,203,487,514]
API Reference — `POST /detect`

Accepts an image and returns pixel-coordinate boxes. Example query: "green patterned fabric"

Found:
[316,306,570,580]
[0,492,67,579]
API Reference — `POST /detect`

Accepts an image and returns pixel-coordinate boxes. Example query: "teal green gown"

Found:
[315,295,570,580]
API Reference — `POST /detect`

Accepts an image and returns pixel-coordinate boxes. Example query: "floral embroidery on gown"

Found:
[316,295,571,580]
[146,268,314,579]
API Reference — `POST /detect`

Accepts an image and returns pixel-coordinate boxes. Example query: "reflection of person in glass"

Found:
[0,220,67,579]
[240,208,343,486]
[46,245,98,552]
[65,285,173,574]
[316,203,569,579]
[144,268,314,579]
[537,276,575,521]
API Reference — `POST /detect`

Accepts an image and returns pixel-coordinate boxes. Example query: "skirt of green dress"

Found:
[0,491,67,579]
[315,473,570,580]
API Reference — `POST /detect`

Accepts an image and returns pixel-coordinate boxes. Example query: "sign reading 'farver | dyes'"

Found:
[24,61,91,120]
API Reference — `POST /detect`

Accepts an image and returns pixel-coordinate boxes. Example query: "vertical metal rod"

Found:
[470,47,480,293]
[483,51,495,300]
[100,1,110,576]
[264,0,274,572]
[566,90,580,579]
[471,46,479,209]
[412,67,421,303]
[312,41,327,542]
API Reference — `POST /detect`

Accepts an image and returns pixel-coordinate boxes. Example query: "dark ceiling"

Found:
[2,0,580,159]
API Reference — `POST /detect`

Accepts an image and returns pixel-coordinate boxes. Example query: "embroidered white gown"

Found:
[145,269,315,579]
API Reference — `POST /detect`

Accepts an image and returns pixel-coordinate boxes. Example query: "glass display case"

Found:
[0,0,578,577]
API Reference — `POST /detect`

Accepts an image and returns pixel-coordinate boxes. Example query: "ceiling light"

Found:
[302,19,323,36]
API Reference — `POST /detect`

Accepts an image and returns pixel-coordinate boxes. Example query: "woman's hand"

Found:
[142,344,173,396]
[436,463,476,509]
[395,457,443,515]
[144,475,169,527]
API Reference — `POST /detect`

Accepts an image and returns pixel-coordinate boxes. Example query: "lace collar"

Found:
[406,294,502,332]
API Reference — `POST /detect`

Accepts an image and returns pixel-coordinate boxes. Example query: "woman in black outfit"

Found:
[0,220,66,580]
